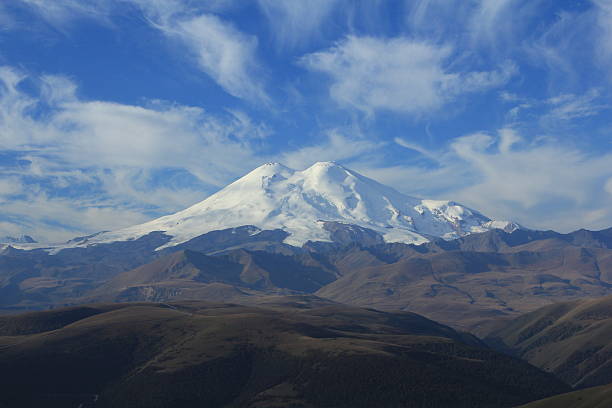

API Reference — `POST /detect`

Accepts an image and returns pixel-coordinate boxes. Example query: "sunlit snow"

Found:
[36,162,517,252]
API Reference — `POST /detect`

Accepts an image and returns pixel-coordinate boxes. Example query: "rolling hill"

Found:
[0,298,569,408]
[514,383,612,408]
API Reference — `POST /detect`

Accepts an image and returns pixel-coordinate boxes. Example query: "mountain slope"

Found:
[515,383,612,408]
[91,248,338,302]
[316,229,612,329]
[50,161,514,251]
[483,295,612,388]
[0,300,569,408]
[2,226,611,325]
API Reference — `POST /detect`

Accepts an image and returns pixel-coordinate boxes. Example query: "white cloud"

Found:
[394,137,437,160]
[592,0,612,63]
[14,0,268,103]
[132,2,270,104]
[300,36,515,115]
[0,177,22,197]
[502,89,607,125]
[280,130,381,170]
[0,66,268,241]
[15,0,114,28]
[449,133,612,231]
[406,0,534,48]
[301,36,450,114]
[162,14,269,103]
[522,9,594,89]
[406,0,470,39]
[469,0,518,44]
[362,129,612,233]
[0,194,152,242]
[605,177,612,195]
[446,61,517,94]
[257,0,340,49]
[497,128,522,153]
[546,89,605,121]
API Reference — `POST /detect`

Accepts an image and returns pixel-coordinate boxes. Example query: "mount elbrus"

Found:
[17,161,518,252]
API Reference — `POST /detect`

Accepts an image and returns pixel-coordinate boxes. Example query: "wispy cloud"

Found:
[469,0,519,45]
[592,0,612,68]
[15,0,114,28]
[280,129,381,170]
[156,14,269,104]
[546,89,605,121]
[0,66,268,241]
[406,0,470,39]
[406,0,534,48]
[361,129,612,232]
[394,137,437,160]
[500,88,608,125]
[13,0,269,104]
[129,0,271,104]
[257,0,340,50]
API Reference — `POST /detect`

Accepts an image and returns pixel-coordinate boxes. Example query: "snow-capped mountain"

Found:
[56,161,516,251]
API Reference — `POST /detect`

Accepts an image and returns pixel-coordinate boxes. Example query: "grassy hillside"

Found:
[484,295,612,388]
[0,298,569,408]
[515,383,612,408]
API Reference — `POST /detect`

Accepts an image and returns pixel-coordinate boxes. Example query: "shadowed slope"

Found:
[0,299,569,408]
[515,383,612,408]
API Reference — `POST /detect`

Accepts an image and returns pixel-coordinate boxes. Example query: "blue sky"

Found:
[0,0,611,242]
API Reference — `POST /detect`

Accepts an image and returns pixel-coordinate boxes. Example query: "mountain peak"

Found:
[244,162,294,178]
[259,162,291,170]
[52,162,515,251]
[307,161,343,169]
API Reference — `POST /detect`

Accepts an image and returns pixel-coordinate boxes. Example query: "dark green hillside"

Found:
[0,298,568,408]
[515,383,612,408]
